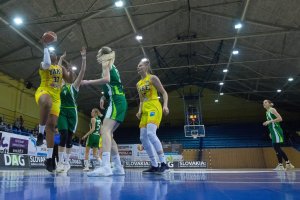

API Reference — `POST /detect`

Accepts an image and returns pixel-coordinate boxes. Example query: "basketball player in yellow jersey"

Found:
[136,58,170,174]
[35,43,73,172]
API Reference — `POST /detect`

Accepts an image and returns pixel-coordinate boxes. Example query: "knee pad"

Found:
[59,129,68,147]
[66,130,73,148]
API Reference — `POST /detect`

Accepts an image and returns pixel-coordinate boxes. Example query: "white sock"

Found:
[102,152,111,167]
[146,124,165,163]
[39,125,46,135]
[47,148,53,158]
[97,157,102,166]
[84,160,89,167]
[65,153,71,163]
[140,128,158,167]
[58,152,64,163]
[112,154,122,167]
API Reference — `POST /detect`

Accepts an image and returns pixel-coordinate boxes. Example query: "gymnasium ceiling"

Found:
[1,0,300,115]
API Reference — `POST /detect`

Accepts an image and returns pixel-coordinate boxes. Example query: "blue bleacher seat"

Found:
[114,123,296,149]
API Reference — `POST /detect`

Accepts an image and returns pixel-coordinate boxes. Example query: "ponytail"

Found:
[92,108,102,117]
[265,99,274,107]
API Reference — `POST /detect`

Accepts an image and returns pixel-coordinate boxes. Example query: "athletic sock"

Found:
[102,152,111,167]
[39,125,45,135]
[158,153,166,164]
[58,152,64,163]
[112,154,122,167]
[65,153,71,163]
[47,148,53,159]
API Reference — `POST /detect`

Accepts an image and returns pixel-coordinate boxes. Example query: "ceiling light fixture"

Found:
[234,23,242,29]
[115,0,124,7]
[136,35,143,41]
[13,17,23,25]
[232,50,239,55]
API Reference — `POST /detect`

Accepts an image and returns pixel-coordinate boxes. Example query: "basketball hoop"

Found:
[191,133,198,139]
[184,125,205,138]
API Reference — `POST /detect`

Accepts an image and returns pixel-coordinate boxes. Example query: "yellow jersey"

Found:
[39,64,63,92]
[137,74,159,101]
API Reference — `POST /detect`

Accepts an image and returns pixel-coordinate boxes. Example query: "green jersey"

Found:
[102,65,125,98]
[60,84,78,108]
[90,116,101,135]
[266,109,284,143]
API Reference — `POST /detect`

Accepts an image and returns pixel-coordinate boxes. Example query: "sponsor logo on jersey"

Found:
[49,68,61,75]
[150,112,155,117]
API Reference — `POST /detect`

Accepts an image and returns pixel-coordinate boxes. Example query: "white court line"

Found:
[169,181,300,184]
[170,170,281,174]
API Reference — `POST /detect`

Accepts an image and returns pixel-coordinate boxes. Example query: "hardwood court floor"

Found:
[0,169,299,200]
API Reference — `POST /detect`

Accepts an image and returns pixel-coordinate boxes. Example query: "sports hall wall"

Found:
[122,85,300,127]
[183,147,300,169]
[0,72,89,135]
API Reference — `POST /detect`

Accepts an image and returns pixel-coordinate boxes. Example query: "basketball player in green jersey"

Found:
[81,47,127,176]
[82,108,102,171]
[263,100,294,170]
[56,47,86,173]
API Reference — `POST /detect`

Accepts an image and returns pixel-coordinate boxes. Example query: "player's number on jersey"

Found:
[53,76,60,83]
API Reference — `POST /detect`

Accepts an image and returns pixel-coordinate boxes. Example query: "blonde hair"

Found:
[100,46,112,55]
[92,108,102,117]
[140,58,153,74]
[96,46,114,64]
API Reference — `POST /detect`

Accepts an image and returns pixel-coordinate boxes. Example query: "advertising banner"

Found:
[123,161,151,168]
[118,144,134,163]
[123,161,207,169]
[28,156,46,168]
[175,161,207,169]
[0,132,10,154]
[70,145,84,159]
[129,144,183,162]
[0,132,206,170]
[9,137,28,154]
[69,159,83,168]
[0,153,29,168]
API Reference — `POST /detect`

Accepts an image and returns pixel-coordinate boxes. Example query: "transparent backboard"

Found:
[184,125,205,139]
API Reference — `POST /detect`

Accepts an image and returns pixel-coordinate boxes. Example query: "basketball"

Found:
[42,31,57,44]
[137,144,144,151]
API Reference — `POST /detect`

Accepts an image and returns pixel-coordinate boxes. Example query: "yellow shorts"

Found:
[35,87,61,117]
[139,100,162,128]
[99,136,103,148]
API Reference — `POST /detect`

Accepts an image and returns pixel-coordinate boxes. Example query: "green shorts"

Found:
[105,95,127,123]
[57,107,78,133]
[86,134,100,148]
